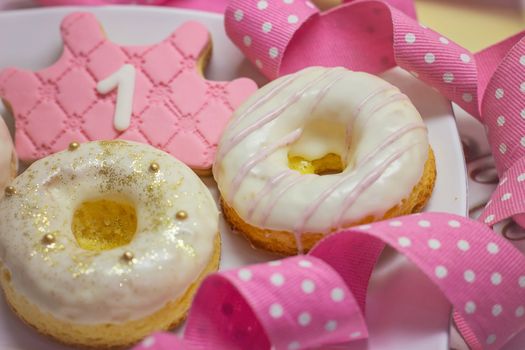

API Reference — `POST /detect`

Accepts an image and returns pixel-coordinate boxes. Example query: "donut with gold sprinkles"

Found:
[0,140,220,348]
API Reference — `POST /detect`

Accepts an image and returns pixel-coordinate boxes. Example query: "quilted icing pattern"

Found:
[0,12,258,170]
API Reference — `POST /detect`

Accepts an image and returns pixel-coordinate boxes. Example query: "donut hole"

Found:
[287,119,347,175]
[72,198,137,251]
[288,154,344,175]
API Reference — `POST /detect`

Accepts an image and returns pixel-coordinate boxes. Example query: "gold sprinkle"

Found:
[122,251,134,263]
[68,141,80,151]
[149,162,160,173]
[4,186,16,197]
[176,210,188,220]
[42,233,56,245]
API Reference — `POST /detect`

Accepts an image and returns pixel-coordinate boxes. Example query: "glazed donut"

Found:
[214,67,436,255]
[0,140,220,348]
[0,117,16,195]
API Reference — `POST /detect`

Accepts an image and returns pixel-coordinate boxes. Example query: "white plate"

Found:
[0,6,467,350]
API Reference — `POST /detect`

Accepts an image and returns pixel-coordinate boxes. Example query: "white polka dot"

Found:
[487,242,500,254]
[521,82,525,93]
[142,336,156,348]
[301,279,316,294]
[520,55,525,66]
[269,303,283,318]
[465,301,476,314]
[288,15,299,24]
[492,304,503,316]
[243,35,252,47]
[283,0,294,3]
[487,334,496,345]
[518,174,525,182]
[269,47,279,59]
[443,72,454,83]
[519,276,525,287]
[460,53,471,63]
[257,0,268,10]
[435,265,448,279]
[389,220,403,227]
[262,22,272,33]
[439,36,449,44]
[495,88,504,99]
[398,236,411,247]
[497,115,505,126]
[464,270,476,283]
[238,268,252,281]
[428,239,441,250]
[298,260,312,268]
[499,144,506,154]
[270,273,285,286]
[516,306,524,317]
[521,109,525,119]
[418,220,431,228]
[268,260,282,266]
[448,220,461,228]
[288,341,300,350]
[405,33,416,44]
[424,53,435,64]
[298,312,311,326]
[325,320,337,332]
[255,59,263,69]
[491,272,502,285]
[457,239,470,251]
[234,9,244,21]
[350,331,362,338]
[331,288,345,302]
[462,93,473,103]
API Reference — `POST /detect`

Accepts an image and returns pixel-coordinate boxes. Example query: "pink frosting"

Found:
[0,12,257,170]
[0,117,15,193]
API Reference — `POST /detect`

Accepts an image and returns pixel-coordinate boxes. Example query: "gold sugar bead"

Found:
[42,233,56,245]
[4,186,16,197]
[68,142,80,151]
[149,162,160,172]
[176,210,188,220]
[122,251,134,263]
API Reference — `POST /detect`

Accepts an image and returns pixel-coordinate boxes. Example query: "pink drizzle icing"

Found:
[218,69,339,166]
[332,141,424,230]
[247,170,293,220]
[293,123,426,236]
[228,128,303,202]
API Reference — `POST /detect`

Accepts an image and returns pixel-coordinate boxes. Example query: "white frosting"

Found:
[214,67,428,248]
[96,64,136,131]
[0,140,218,324]
[0,117,15,193]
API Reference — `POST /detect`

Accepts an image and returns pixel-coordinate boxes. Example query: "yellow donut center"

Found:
[72,199,137,251]
[288,153,344,175]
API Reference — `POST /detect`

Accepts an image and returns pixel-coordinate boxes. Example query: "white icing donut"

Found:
[0,140,218,324]
[0,117,16,193]
[214,67,428,246]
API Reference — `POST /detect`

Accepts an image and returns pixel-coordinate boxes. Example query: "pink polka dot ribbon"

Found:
[133,213,525,350]
[35,0,169,5]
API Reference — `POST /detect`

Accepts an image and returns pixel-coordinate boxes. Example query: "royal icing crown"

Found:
[0,12,257,170]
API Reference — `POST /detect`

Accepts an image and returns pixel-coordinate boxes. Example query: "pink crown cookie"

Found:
[0,12,257,172]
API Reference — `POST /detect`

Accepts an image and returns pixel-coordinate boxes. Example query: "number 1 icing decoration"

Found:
[0,12,257,171]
